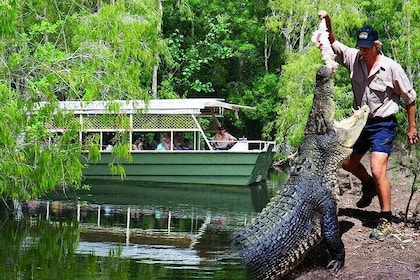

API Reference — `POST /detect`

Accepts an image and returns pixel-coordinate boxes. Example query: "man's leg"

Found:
[342,152,370,182]
[369,151,393,239]
[370,151,391,212]
[342,153,377,208]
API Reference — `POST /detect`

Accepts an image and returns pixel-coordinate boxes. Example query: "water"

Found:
[0,172,286,280]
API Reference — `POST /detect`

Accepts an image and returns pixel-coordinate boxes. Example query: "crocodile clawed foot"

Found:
[326,259,344,272]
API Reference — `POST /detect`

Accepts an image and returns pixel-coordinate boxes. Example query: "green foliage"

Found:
[0,0,18,36]
[109,162,127,181]
[70,1,167,100]
[0,0,166,200]
[266,0,319,51]
[161,0,272,100]
[0,85,83,200]
[1,0,419,199]
[231,73,280,140]
[112,142,132,163]
[274,49,321,151]
[162,14,234,97]
[86,134,101,163]
[1,0,165,102]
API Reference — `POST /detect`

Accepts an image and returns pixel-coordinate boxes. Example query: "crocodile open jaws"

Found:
[233,65,370,279]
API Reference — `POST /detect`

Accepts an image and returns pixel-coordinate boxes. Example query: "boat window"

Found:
[102,132,115,151]
[174,132,193,150]
[130,131,197,151]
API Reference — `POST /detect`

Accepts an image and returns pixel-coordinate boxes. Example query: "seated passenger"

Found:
[105,138,116,151]
[132,134,146,150]
[174,132,185,150]
[181,138,192,150]
[146,133,160,150]
[156,133,173,150]
[212,126,237,150]
[132,138,142,150]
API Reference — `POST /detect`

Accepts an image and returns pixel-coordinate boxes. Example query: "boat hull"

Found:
[82,145,274,186]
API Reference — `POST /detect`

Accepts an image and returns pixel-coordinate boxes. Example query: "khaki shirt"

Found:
[332,40,417,118]
[213,132,236,149]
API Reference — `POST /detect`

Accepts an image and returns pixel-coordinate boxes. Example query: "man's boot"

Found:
[356,176,376,208]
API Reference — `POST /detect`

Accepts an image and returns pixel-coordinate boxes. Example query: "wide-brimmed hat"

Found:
[356,26,378,48]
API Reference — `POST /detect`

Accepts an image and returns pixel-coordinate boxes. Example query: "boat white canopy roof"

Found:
[43,98,255,115]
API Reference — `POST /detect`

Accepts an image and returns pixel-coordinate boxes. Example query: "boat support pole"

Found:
[191,114,214,151]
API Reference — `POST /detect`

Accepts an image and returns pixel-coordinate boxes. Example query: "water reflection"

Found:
[0,174,286,279]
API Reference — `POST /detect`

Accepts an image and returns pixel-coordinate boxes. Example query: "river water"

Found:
[0,172,286,279]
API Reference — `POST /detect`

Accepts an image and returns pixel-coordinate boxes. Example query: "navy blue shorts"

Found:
[353,116,397,155]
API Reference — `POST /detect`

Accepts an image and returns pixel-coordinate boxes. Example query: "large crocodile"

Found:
[233,65,370,279]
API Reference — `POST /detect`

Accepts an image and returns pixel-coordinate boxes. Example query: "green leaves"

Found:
[163,13,235,97]
[0,1,166,199]
[1,0,419,199]
[2,0,164,102]
[0,85,83,199]
[70,2,164,100]
[0,0,18,36]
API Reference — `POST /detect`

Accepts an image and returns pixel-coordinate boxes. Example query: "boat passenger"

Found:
[105,138,116,151]
[181,138,192,150]
[156,133,175,150]
[174,132,185,149]
[146,133,160,150]
[212,126,237,150]
[132,138,143,150]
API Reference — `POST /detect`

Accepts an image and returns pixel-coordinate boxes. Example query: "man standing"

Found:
[318,10,418,239]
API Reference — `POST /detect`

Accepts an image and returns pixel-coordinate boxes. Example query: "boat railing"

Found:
[82,134,274,153]
[206,139,275,152]
[96,140,275,153]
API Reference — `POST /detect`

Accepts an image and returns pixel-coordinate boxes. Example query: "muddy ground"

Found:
[285,148,420,280]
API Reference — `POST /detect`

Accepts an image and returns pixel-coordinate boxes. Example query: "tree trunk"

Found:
[151,0,163,99]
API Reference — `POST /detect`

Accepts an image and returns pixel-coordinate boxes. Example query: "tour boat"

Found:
[44,98,275,186]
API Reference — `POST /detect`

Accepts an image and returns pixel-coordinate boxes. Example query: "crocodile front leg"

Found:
[319,188,345,271]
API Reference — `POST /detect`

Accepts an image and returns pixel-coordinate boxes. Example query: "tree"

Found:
[0,0,165,199]
[160,6,235,97]
[160,0,282,139]
[0,85,83,199]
